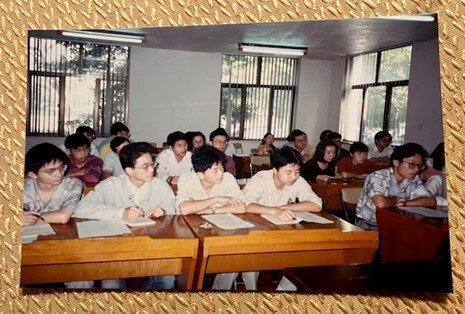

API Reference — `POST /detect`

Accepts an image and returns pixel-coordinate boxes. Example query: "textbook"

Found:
[123,216,157,228]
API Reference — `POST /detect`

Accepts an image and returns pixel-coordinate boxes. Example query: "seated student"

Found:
[64,134,103,188]
[23,143,83,226]
[355,142,436,230]
[368,131,394,163]
[75,142,176,289]
[209,127,236,176]
[98,122,131,161]
[286,129,315,163]
[156,131,193,185]
[419,165,447,206]
[257,132,277,155]
[76,126,100,157]
[300,141,339,181]
[243,146,322,291]
[319,129,333,142]
[337,142,377,179]
[187,131,206,152]
[102,136,131,180]
[177,145,245,215]
[327,132,350,163]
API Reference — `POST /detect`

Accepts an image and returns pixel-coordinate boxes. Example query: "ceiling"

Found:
[31,14,438,60]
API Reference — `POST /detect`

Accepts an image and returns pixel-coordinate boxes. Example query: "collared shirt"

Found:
[103,151,125,177]
[156,148,193,181]
[75,174,176,220]
[367,143,394,159]
[355,168,431,224]
[176,171,244,210]
[23,177,83,214]
[288,143,315,163]
[243,169,322,208]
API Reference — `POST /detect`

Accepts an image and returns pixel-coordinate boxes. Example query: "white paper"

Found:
[399,207,448,219]
[77,220,132,238]
[201,213,255,230]
[295,212,334,224]
[123,217,156,228]
[261,214,301,225]
[22,235,38,244]
[22,221,56,237]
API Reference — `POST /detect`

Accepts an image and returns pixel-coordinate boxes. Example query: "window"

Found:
[339,46,411,145]
[28,37,130,137]
[220,55,298,140]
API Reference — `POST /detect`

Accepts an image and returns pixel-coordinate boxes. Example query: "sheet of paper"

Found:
[22,235,38,244]
[261,214,301,225]
[123,217,156,228]
[201,213,255,230]
[399,207,448,219]
[77,220,132,239]
[295,212,334,224]
[22,221,56,237]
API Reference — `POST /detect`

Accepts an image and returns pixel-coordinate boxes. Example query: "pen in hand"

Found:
[129,197,145,217]
[24,208,45,221]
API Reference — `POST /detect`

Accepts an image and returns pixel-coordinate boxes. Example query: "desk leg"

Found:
[193,249,208,290]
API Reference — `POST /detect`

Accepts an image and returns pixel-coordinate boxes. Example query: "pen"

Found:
[129,197,145,217]
[24,208,45,221]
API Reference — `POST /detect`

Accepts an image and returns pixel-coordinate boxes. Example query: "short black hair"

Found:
[313,140,338,163]
[327,132,342,141]
[350,142,369,154]
[374,131,392,142]
[64,134,90,150]
[188,131,206,151]
[110,136,131,153]
[390,142,428,167]
[191,145,226,173]
[25,143,69,175]
[167,131,187,147]
[271,146,303,170]
[261,132,273,145]
[110,122,129,136]
[319,129,332,141]
[209,127,230,142]
[286,129,306,142]
[76,125,96,136]
[119,142,154,169]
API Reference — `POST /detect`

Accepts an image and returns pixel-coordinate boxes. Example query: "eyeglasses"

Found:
[71,147,90,153]
[39,164,68,175]
[134,162,156,171]
[401,161,425,171]
[213,140,228,145]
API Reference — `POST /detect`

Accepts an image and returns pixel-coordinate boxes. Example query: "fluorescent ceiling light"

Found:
[61,30,145,44]
[238,43,307,57]
[379,15,435,22]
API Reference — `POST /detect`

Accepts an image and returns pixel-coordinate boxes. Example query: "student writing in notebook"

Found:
[75,142,176,289]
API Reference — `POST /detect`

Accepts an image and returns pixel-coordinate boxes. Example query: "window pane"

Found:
[271,89,293,139]
[221,55,257,84]
[29,75,60,134]
[361,86,386,143]
[340,88,363,142]
[220,87,242,138]
[388,86,409,145]
[379,46,412,82]
[351,53,377,85]
[243,87,270,140]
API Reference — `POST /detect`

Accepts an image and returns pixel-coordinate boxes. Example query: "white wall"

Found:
[404,39,443,153]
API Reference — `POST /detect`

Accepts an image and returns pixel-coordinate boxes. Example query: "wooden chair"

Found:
[232,142,243,154]
[339,186,363,223]
[250,148,259,154]
[249,154,271,176]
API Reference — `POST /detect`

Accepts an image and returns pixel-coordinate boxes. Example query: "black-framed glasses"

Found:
[401,161,425,171]
[133,162,156,171]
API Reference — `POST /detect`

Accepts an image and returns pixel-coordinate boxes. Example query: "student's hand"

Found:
[316,175,331,181]
[394,198,407,207]
[273,208,296,222]
[146,206,165,218]
[215,196,243,208]
[123,206,144,220]
[23,211,40,226]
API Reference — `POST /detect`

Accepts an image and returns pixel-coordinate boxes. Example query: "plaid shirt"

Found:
[355,168,431,224]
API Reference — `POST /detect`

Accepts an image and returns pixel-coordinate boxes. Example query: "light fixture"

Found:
[379,15,436,22]
[61,30,145,44]
[238,43,307,57]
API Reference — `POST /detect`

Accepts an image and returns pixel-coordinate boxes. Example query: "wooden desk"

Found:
[376,206,449,263]
[21,215,199,289]
[183,213,378,289]
[309,178,364,210]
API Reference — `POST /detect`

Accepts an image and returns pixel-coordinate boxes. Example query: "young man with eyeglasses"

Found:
[209,127,236,176]
[64,134,103,188]
[23,143,83,226]
[75,142,176,289]
[355,142,436,230]
[367,130,394,163]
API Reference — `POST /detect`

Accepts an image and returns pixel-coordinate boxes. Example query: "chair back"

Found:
[250,148,259,154]
[339,187,363,223]
[232,142,243,154]
[249,155,272,175]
